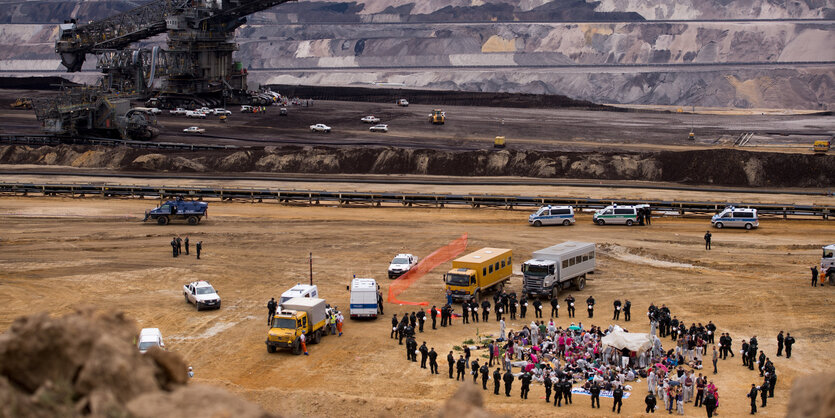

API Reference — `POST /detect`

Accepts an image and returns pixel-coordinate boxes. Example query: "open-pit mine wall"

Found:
[1,144,833,188]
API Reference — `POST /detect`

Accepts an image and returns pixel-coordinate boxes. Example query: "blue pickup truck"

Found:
[143,199,208,225]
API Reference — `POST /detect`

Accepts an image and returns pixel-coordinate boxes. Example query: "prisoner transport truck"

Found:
[444,248,512,303]
[522,242,596,298]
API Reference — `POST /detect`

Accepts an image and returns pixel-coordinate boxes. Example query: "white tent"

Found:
[601,326,654,353]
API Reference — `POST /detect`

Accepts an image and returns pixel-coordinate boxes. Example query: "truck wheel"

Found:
[157,216,169,225]
[744,223,753,230]
[714,222,723,229]
[292,340,301,355]
[267,345,276,353]
[533,220,542,227]
[626,219,634,226]
[574,275,586,290]
[563,219,571,226]
[596,219,605,226]
[187,216,199,225]
[312,330,321,344]
[184,294,189,303]
[551,287,559,300]
[474,290,481,304]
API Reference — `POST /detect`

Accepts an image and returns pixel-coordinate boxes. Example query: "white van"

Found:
[593,204,649,226]
[711,206,759,229]
[137,328,165,353]
[279,284,319,306]
[529,205,575,227]
[349,278,380,319]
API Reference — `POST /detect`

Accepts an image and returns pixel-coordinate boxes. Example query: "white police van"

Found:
[529,205,575,227]
[593,204,649,226]
[711,206,759,229]
[349,278,380,319]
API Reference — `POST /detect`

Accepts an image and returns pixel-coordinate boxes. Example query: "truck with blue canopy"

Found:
[143,199,207,225]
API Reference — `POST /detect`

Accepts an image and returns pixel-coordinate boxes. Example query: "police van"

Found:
[593,204,649,226]
[529,205,575,227]
[349,278,380,319]
[711,206,759,230]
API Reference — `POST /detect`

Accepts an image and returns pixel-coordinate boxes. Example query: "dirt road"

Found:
[0,196,832,416]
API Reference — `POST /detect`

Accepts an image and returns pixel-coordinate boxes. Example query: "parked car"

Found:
[361,115,380,123]
[183,280,221,311]
[240,105,254,113]
[183,126,205,134]
[279,107,288,116]
[310,123,331,133]
[185,111,206,119]
[213,108,231,116]
[137,328,165,353]
[369,124,388,133]
[388,253,419,279]
[169,108,187,115]
[397,99,409,106]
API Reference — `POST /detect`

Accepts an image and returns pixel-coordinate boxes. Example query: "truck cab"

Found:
[445,268,478,300]
[267,310,309,354]
[822,244,835,276]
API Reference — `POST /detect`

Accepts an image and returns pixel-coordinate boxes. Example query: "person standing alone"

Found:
[811,266,818,287]
[704,231,712,250]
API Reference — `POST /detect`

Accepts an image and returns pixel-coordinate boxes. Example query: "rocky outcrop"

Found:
[0,308,276,418]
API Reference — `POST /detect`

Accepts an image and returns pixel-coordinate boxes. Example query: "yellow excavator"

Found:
[10,98,32,109]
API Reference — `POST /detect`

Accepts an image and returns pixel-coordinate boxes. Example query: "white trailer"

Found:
[349,278,380,319]
[279,284,319,306]
[521,241,596,299]
[823,244,835,279]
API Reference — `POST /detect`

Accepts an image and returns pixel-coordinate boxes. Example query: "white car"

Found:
[240,105,254,113]
[183,126,205,134]
[169,108,187,115]
[183,280,221,310]
[388,253,418,279]
[185,111,206,119]
[196,107,212,114]
[361,115,380,123]
[213,108,232,116]
[369,124,388,133]
[310,123,331,133]
[397,99,409,107]
[137,328,165,353]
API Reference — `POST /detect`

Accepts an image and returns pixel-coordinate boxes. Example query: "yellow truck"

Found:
[266,297,328,354]
[430,109,445,124]
[813,140,830,154]
[493,136,506,148]
[444,248,512,303]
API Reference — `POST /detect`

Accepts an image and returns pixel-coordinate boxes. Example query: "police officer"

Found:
[553,379,564,407]
[184,236,189,255]
[544,374,552,403]
[706,321,716,344]
[390,314,398,339]
[645,392,657,413]
[747,383,758,414]
[519,372,532,399]
[811,265,818,287]
[776,331,784,357]
[503,370,514,397]
[624,299,632,321]
[429,347,439,374]
[471,301,479,323]
[462,302,470,324]
[410,311,417,328]
[612,385,624,413]
[417,309,426,332]
[613,299,622,320]
[759,378,769,407]
[493,368,502,395]
[481,300,491,322]
[565,295,576,318]
[266,298,277,326]
[471,359,480,384]
[195,241,202,259]
[586,295,595,318]
[550,295,559,318]
[171,237,178,257]
[509,296,517,320]
[533,299,542,318]
[431,306,438,330]
[704,390,717,417]
[562,379,573,404]
[519,294,528,319]
[704,231,712,250]
[456,355,467,381]
[784,333,795,358]
[440,305,448,327]
[419,342,429,369]
[590,381,601,408]
[480,362,490,389]
[447,351,455,379]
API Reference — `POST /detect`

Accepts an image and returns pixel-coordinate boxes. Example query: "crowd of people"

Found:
[386,290,794,415]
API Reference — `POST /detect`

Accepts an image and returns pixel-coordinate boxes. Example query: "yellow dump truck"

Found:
[444,248,512,303]
[493,136,506,148]
[266,297,328,354]
[813,140,830,154]
[430,109,445,124]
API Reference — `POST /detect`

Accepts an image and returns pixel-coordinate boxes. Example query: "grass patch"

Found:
[453,345,462,351]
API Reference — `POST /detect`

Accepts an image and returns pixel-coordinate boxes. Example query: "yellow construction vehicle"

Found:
[493,136,506,148]
[10,98,32,109]
[688,131,695,141]
[430,109,445,124]
[813,140,830,154]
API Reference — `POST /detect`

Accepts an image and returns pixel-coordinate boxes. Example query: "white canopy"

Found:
[601,326,654,353]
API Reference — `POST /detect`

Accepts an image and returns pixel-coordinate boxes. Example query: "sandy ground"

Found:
[1,195,833,417]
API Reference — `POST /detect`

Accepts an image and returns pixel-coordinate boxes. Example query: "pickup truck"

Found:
[185,111,206,119]
[169,108,187,115]
[183,280,221,311]
[310,123,331,133]
[388,253,418,279]
[361,115,380,123]
[213,108,232,116]
[183,126,205,134]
